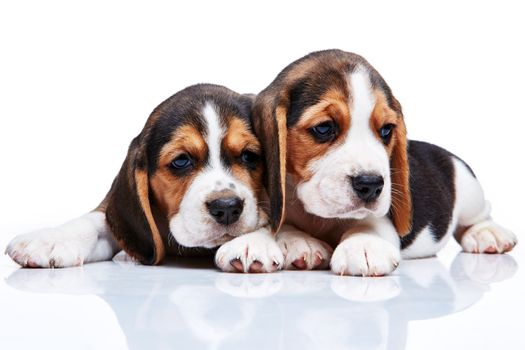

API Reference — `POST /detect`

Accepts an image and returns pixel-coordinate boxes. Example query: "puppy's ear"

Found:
[252,96,288,233]
[389,97,412,237]
[105,134,165,265]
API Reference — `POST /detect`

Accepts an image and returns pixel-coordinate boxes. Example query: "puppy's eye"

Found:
[170,154,193,170]
[240,150,260,169]
[379,124,395,144]
[310,121,336,142]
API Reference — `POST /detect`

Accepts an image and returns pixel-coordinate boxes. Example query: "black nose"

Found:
[206,197,244,225]
[350,174,384,202]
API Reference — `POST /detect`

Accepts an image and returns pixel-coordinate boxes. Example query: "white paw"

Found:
[5,228,93,268]
[277,227,333,270]
[460,221,517,254]
[330,234,400,276]
[215,229,284,273]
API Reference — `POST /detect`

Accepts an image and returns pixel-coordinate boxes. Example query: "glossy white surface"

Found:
[0,242,522,350]
[2,1,524,349]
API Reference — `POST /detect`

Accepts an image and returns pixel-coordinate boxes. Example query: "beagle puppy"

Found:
[253,49,517,276]
[6,84,283,273]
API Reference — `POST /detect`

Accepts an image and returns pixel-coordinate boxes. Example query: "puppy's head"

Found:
[106,84,265,264]
[253,50,411,236]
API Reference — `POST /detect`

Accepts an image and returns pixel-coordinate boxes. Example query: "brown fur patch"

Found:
[276,105,288,230]
[149,169,194,218]
[158,125,207,166]
[369,91,412,236]
[370,90,401,155]
[224,118,261,156]
[286,89,350,183]
[283,58,319,84]
[224,117,265,204]
[282,51,351,85]
[370,90,413,236]
[231,163,263,197]
[390,122,412,236]
[149,125,207,218]
[135,169,165,264]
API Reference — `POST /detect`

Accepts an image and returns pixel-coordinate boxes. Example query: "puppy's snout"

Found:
[350,174,384,202]
[206,197,244,225]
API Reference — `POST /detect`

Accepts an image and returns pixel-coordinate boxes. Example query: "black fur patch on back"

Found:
[400,141,457,250]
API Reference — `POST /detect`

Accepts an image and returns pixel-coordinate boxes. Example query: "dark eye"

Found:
[240,150,260,169]
[310,120,336,142]
[379,124,395,144]
[170,154,193,170]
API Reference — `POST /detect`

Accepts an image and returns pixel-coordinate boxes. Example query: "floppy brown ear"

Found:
[252,96,288,233]
[105,135,166,265]
[389,99,412,237]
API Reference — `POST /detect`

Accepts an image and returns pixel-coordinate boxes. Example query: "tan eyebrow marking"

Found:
[370,90,400,147]
[287,88,351,182]
[224,116,264,210]
[296,88,350,130]
[223,118,261,156]
[157,125,207,166]
[150,124,206,218]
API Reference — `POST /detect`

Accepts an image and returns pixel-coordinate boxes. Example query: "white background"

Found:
[1,1,524,349]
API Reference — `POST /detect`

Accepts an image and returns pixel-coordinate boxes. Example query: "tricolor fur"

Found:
[6,84,283,272]
[253,49,517,276]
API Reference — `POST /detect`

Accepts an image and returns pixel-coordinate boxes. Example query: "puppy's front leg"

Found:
[6,211,119,268]
[330,217,401,276]
[215,227,284,273]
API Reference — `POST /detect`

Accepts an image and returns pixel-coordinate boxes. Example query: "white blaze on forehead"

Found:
[169,101,260,248]
[294,67,393,219]
[348,68,376,138]
[343,67,389,177]
[202,102,225,171]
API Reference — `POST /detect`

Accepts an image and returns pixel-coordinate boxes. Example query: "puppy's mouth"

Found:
[189,220,253,248]
[182,232,236,248]
[314,194,383,219]
[343,207,375,219]
[200,234,236,248]
[323,206,374,219]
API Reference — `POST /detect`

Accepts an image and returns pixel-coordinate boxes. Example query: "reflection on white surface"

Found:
[2,253,518,350]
